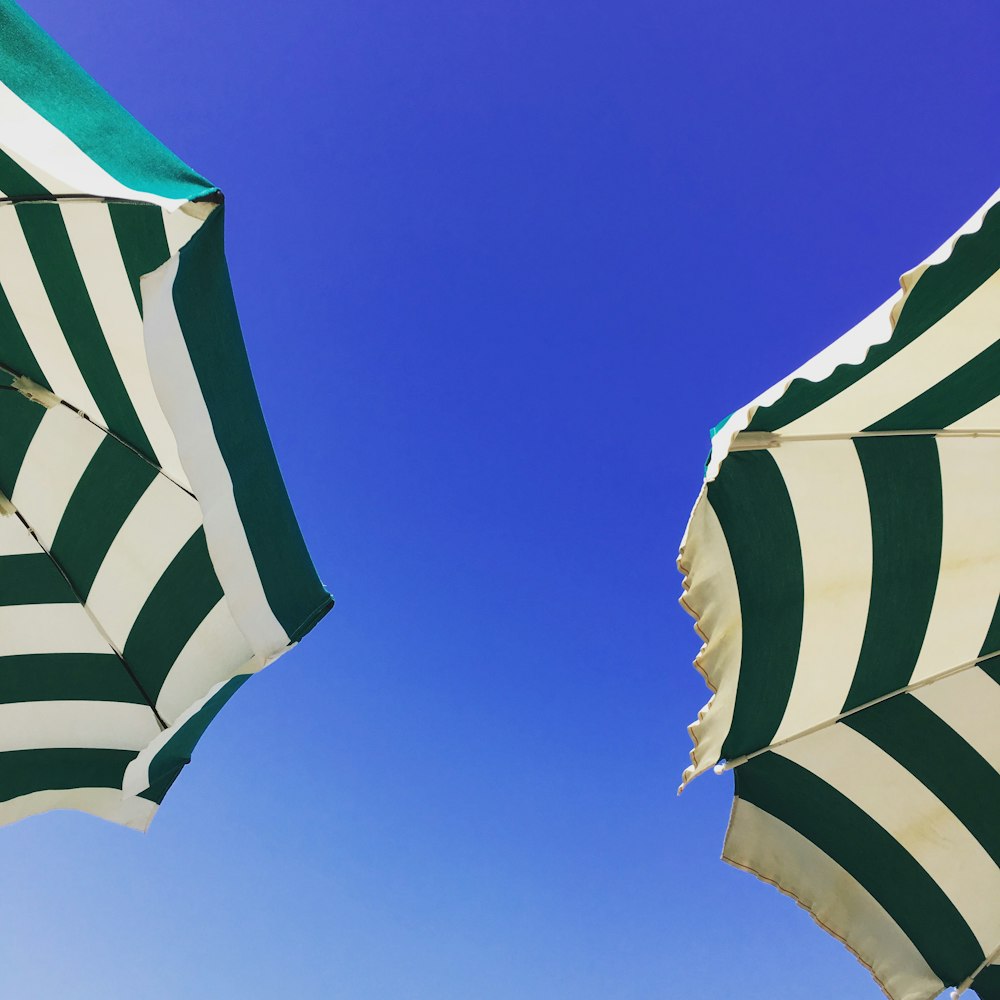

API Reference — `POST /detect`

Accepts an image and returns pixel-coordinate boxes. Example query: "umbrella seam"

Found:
[717,649,1000,774]
[0,357,196,500]
[11,508,167,730]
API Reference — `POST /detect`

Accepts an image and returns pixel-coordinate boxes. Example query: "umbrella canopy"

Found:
[0,2,331,830]
[680,187,1000,1000]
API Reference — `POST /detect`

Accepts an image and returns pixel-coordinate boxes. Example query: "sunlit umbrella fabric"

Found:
[680,188,1000,1000]
[0,2,331,830]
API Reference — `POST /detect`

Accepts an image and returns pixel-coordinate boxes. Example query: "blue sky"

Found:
[6,2,999,997]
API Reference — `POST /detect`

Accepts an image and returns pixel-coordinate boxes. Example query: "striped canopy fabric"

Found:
[680,188,1000,1000]
[0,3,330,830]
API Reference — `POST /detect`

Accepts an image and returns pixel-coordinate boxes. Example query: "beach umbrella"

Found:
[680,187,1000,1000]
[0,2,331,830]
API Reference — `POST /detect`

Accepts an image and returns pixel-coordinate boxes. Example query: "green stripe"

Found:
[706,450,803,760]
[0,147,48,198]
[0,2,213,202]
[15,202,153,457]
[972,966,1000,999]
[140,765,183,805]
[0,389,43,497]
[123,528,224,700]
[867,339,1000,431]
[172,206,332,640]
[0,747,136,802]
[142,674,249,803]
[736,751,983,986]
[845,695,1000,868]
[0,553,74,605]
[978,597,1000,666]
[748,202,1000,432]
[0,279,48,388]
[50,436,157,599]
[842,437,942,711]
[0,653,145,704]
[108,203,171,315]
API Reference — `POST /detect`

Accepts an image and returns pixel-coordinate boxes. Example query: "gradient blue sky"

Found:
[6,2,998,998]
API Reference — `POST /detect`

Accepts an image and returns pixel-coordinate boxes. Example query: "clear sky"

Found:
[6,2,999,998]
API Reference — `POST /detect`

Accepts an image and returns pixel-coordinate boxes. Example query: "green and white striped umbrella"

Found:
[0,3,330,831]
[680,188,1000,1000]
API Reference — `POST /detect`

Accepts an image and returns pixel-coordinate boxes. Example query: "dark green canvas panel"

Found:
[0,653,146,705]
[844,695,1000,868]
[0,388,43,497]
[141,674,249,803]
[973,966,1000,1000]
[0,278,48,388]
[0,1,213,202]
[747,202,1000,433]
[0,552,75,605]
[139,762,185,805]
[123,527,224,701]
[172,206,332,641]
[842,436,942,711]
[50,435,157,600]
[0,147,47,198]
[736,750,983,987]
[15,201,153,457]
[0,746,136,802]
[978,597,1000,664]
[706,450,803,761]
[108,202,171,315]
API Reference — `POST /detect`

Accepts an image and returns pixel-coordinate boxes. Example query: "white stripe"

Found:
[0,515,38,556]
[778,268,1000,437]
[0,81,186,210]
[779,724,1000,953]
[12,406,103,547]
[910,439,1000,684]
[142,253,289,660]
[914,669,1000,769]
[0,604,107,656]
[770,441,872,742]
[155,598,255,723]
[946,392,1000,431]
[58,201,189,487]
[85,476,202,651]
[0,701,157,752]
[725,798,943,1000]
[0,787,156,832]
[679,493,742,784]
[0,207,104,420]
[163,205,207,257]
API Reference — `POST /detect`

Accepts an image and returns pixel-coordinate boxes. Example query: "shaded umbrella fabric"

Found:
[0,2,331,830]
[680,187,1000,1000]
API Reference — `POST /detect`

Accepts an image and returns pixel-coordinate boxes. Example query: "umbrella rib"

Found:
[731,429,1000,451]
[715,649,1000,775]
[951,938,1000,999]
[0,193,222,208]
[0,366,195,500]
[11,508,168,732]
[0,194,155,208]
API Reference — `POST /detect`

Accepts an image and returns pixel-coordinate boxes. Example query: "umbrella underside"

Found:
[0,3,331,830]
[681,191,1000,1000]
